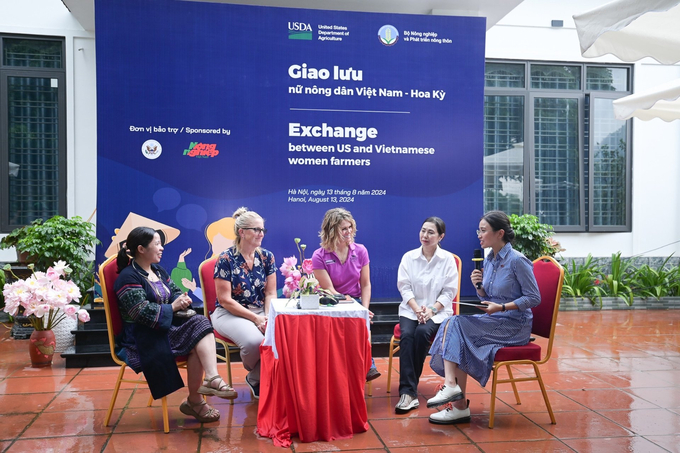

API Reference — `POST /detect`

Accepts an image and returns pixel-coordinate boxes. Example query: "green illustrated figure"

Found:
[171,248,203,304]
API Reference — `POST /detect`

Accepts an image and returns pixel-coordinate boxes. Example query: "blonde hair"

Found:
[204,217,236,259]
[232,207,264,255]
[319,207,357,251]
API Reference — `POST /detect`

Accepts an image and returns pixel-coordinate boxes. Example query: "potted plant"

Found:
[279,238,333,309]
[0,215,100,305]
[0,221,37,263]
[2,262,91,366]
[509,214,564,261]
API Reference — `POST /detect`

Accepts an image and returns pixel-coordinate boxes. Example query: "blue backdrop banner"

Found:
[95,0,485,300]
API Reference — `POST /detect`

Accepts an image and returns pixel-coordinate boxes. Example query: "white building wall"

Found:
[487,0,680,259]
[0,0,96,262]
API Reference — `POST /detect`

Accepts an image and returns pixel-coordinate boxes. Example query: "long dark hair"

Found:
[481,210,515,243]
[116,226,157,273]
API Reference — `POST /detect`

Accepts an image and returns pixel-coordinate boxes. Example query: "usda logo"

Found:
[289,22,312,40]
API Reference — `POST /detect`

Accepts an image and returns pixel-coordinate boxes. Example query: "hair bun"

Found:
[232,207,249,220]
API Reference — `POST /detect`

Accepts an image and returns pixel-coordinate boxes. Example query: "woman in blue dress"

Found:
[426,211,540,424]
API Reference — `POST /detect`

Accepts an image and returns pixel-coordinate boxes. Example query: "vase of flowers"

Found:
[279,238,331,309]
[2,261,91,367]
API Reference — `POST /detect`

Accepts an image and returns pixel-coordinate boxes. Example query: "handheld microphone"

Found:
[473,249,484,289]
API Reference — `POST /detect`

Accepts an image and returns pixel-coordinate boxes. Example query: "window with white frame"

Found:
[484,61,632,232]
[0,35,66,233]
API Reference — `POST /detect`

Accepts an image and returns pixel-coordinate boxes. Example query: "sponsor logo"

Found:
[141,139,162,160]
[288,21,312,40]
[378,25,399,46]
[184,142,220,158]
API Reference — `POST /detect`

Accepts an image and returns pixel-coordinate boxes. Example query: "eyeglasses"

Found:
[476,230,488,236]
[243,227,267,235]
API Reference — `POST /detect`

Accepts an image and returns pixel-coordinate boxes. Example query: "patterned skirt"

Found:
[123,314,213,373]
[428,312,532,387]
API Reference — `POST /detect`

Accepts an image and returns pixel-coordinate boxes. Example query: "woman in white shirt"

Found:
[395,217,458,414]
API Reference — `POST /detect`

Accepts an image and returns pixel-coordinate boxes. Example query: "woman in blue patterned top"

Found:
[427,211,540,425]
[212,207,277,399]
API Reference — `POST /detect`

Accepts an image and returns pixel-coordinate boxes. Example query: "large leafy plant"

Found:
[1,216,100,303]
[599,252,634,305]
[561,254,605,306]
[508,214,563,261]
[631,255,675,300]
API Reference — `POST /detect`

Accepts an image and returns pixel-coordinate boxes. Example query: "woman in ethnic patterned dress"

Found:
[427,211,541,424]
[114,227,236,424]
[212,207,277,400]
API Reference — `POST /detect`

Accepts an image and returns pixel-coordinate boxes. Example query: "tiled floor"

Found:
[1,310,679,452]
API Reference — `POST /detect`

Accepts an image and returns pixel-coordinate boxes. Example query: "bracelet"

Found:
[501,303,506,312]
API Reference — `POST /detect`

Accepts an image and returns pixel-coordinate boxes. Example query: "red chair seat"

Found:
[494,343,541,362]
[393,324,401,339]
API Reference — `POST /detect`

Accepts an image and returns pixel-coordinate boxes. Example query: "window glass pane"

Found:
[534,97,580,226]
[531,65,580,90]
[7,76,60,225]
[592,98,627,226]
[586,67,628,91]
[484,95,524,214]
[3,38,62,68]
[485,63,525,88]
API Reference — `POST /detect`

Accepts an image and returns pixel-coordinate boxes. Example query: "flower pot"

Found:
[29,329,56,367]
[299,294,320,310]
[49,309,78,353]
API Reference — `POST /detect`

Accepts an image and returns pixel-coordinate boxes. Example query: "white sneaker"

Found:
[429,400,471,425]
[395,394,419,414]
[426,384,463,408]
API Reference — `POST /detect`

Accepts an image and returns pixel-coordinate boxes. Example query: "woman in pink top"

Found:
[311,207,380,381]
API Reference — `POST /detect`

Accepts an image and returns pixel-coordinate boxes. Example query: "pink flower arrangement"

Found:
[2,261,91,331]
[279,238,328,299]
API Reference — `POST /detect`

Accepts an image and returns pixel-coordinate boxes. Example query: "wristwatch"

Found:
[430,305,439,315]
[501,303,506,312]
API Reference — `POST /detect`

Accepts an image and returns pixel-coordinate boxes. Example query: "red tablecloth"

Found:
[257,309,371,447]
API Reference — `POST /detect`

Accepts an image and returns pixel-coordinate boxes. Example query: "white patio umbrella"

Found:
[574,0,680,121]
[613,78,680,121]
[573,0,680,64]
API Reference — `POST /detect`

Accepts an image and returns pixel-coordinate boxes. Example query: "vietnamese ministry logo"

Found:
[378,25,399,46]
[141,140,162,160]
[288,22,312,40]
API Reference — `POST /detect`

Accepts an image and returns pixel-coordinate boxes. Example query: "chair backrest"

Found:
[452,253,462,316]
[99,255,126,366]
[199,256,219,317]
[531,255,564,340]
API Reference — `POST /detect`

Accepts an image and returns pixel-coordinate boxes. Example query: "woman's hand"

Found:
[471,269,483,289]
[253,314,268,333]
[172,293,192,312]
[420,306,434,323]
[477,301,503,314]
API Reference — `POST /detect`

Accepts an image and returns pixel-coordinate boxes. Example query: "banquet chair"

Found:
[199,256,239,403]
[99,255,187,434]
[386,253,462,393]
[488,255,564,428]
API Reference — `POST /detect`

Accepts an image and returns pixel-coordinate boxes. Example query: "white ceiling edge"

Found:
[62,0,523,32]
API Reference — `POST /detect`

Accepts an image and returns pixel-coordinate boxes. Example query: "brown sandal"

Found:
[180,399,220,423]
[198,375,238,399]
